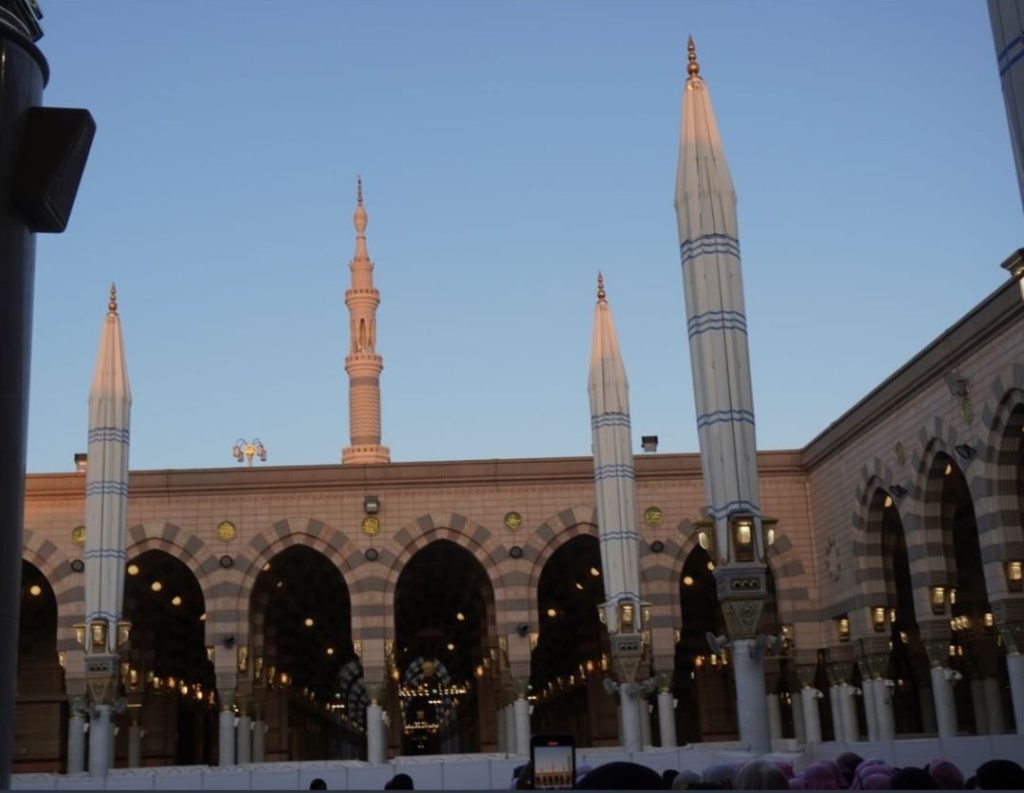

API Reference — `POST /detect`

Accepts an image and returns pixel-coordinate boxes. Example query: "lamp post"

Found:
[232,438,266,466]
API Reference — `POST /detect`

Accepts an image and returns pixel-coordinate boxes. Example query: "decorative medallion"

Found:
[825,537,842,583]
[643,506,664,527]
[503,511,523,531]
[362,516,381,536]
[894,442,906,467]
[961,397,974,425]
[72,525,86,546]
[216,520,237,542]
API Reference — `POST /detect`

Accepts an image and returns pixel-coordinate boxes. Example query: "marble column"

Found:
[218,707,236,766]
[88,705,112,777]
[252,720,265,763]
[829,686,843,742]
[366,703,385,764]
[930,666,958,739]
[982,678,1006,734]
[505,705,517,754]
[639,694,652,747]
[67,705,86,774]
[732,639,770,754]
[657,690,677,748]
[514,697,531,758]
[766,693,783,743]
[619,683,642,753]
[497,704,506,752]
[800,687,823,744]
[873,678,895,740]
[236,710,252,764]
[970,678,988,733]
[791,690,806,743]
[1007,652,1024,736]
[862,679,878,741]
[127,713,141,768]
[839,684,859,743]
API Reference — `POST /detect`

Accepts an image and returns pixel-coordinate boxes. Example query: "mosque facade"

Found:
[13,37,1024,775]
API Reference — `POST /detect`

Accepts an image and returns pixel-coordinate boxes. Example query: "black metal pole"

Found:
[0,19,47,789]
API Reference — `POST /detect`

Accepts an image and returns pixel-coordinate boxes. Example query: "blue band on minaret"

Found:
[88,427,130,443]
[696,408,755,428]
[86,481,129,496]
[594,463,635,481]
[591,412,631,430]
[680,233,740,266]
[687,309,747,338]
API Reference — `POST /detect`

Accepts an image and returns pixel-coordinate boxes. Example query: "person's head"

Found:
[836,752,864,786]
[672,770,703,790]
[309,779,328,791]
[703,763,737,789]
[927,760,964,790]
[861,767,896,790]
[974,759,1024,790]
[574,761,665,790]
[664,769,681,786]
[802,761,842,790]
[386,773,414,790]
[735,759,789,790]
[891,767,937,790]
[515,761,534,790]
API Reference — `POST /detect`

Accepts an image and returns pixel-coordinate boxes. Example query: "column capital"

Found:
[719,597,765,640]
[999,622,1024,655]
[924,640,952,668]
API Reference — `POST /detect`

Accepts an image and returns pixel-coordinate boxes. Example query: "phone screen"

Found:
[531,735,576,790]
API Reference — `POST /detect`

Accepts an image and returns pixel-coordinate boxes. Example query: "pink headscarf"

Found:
[927,759,963,790]
[803,761,843,790]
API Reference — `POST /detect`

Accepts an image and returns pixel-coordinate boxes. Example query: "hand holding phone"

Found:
[530,734,576,790]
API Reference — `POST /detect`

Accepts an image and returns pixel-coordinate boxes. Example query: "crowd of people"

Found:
[507,753,1024,790]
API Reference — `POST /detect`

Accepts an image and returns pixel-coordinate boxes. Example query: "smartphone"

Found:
[530,734,576,790]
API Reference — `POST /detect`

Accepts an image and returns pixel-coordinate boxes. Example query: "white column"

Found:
[68,711,86,773]
[873,679,895,740]
[766,693,783,742]
[731,639,770,753]
[983,678,1006,734]
[218,708,236,766]
[930,666,958,739]
[366,703,385,764]
[839,684,859,743]
[109,724,116,770]
[657,690,677,748]
[639,694,652,747]
[252,721,265,763]
[88,705,112,777]
[791,689,806,743]
[496,705,506,752]
[1008,653,1024,736]
[618,683,642,753]
[800,687,823,744]
[862,679,878,740]
[236,713,252,764]
[829,686,843,742]
[514,697,531,757]
[970,678,988,733]
[505,705,517,754]
[128,720,141,768]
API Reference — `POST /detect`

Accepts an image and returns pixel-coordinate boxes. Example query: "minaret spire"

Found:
[83,285,132,776]
[673,39,771,753]
[587,274,648,753]
[343,177,390,464]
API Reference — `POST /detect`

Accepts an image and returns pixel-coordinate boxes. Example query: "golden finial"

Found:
[354,175,367,236]
[597,272,606,303]
[357,174,363,207]
[687,35,700,78]
[108,283,118,314]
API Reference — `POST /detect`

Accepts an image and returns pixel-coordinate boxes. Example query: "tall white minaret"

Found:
[673,38,771,754]
[588,273,648,753]
[82,285,132,776]
[342,177,390,464]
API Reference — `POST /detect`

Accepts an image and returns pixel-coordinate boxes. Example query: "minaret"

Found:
[587,273,648,753]
[673,38,771,753]
[82,284,132,776]
[342,177,390,464]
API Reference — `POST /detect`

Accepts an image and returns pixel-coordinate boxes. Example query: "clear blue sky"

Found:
[27,0,1023,473]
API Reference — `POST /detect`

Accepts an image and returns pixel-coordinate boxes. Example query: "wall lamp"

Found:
[872,606,888,633]
[1007,560,1024,592]
[730,515,755,563]
[641,435,659,453]
[930,586,947,615]
[836,616,850,643]
[364,495,380,515]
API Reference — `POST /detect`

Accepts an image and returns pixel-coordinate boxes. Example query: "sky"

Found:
[26,0,1024,473]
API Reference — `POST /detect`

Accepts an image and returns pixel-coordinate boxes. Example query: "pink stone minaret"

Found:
[342,177,390,464]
